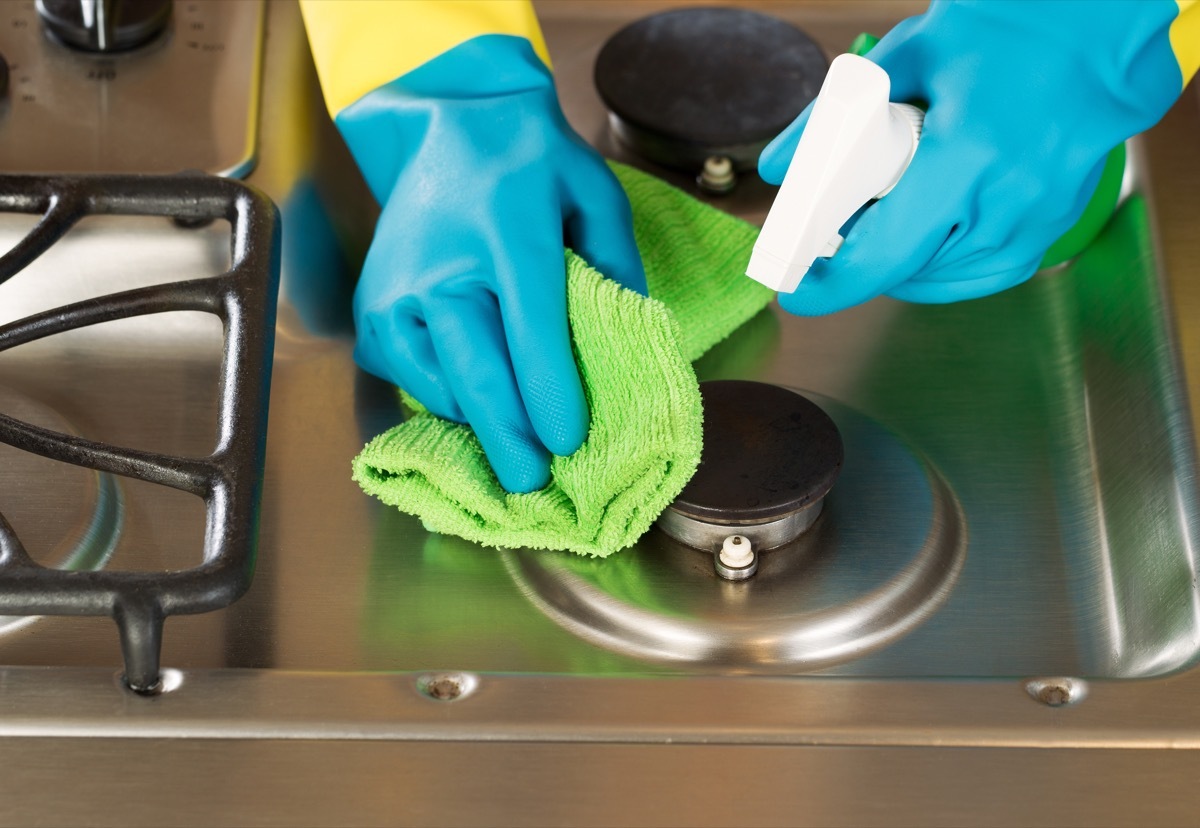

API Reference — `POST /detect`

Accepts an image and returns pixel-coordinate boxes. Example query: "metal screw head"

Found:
[416,672,479,702]
[117,668,183,697]
[1025,677,1088,707]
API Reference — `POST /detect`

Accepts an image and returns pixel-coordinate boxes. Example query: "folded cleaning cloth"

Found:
[352,162,773,557]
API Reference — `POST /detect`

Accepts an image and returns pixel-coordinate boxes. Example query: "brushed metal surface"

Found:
[5,1,1200,824]
[0,0,263,176]
[0,0,1196,679]
[3,738,1200,828]
[7,667,1200,747]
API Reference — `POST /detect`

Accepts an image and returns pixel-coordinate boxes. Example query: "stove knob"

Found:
[36,0,172,53]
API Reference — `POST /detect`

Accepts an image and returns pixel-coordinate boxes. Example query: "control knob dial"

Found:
[36,0,172,53]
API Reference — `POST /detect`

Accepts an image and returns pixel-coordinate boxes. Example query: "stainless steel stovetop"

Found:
[5,2,1200,825]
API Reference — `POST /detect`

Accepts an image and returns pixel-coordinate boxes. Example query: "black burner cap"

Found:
[672,380,843,523]
[594,7,828,171]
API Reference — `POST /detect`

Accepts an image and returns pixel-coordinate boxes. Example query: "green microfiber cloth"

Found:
[352,163,773,557]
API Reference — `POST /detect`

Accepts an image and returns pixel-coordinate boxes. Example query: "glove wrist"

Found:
[336,35,560,203]
[377,33,554,102]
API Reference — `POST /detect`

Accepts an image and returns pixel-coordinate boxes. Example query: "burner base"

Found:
[505,395,966,673]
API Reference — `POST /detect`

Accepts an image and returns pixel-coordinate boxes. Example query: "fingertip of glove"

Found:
[614,263,649,297]
[758,104,811,185]
[545,419,589,459]
[757,146,787,186]
[777,276,861,317]
[778,292,832,317]
[494,450,553,494]
[478,413,558,494]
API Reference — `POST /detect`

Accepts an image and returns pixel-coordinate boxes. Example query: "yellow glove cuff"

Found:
[299,0,551,117]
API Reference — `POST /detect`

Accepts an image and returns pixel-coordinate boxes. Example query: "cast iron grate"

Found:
[0,173,280,693]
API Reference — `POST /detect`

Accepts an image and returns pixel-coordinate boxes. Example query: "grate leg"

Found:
[114,599,165,694]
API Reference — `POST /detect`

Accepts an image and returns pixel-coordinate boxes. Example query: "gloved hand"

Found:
[337,35,647,493]
[759,0,1183,315]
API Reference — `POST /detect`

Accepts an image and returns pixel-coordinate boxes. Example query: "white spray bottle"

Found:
[746,53,924,293]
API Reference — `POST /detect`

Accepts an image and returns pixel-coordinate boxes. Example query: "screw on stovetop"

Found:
[1025,677,1088,707]
[697,156,736,195]
[116,667,183,696]
[417,672,479,702]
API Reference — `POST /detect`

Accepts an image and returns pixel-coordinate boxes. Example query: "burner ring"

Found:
[657,380,843,551]
[656,500,824,552]
[594,7,828,172]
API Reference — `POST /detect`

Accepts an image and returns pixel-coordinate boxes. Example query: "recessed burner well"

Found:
[505,395,966,673]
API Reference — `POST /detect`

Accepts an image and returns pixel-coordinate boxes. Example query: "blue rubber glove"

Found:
[759,0,1183,315]
[337,36,647,493]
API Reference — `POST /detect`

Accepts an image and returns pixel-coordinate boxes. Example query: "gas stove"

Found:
[4,1,1200,825]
